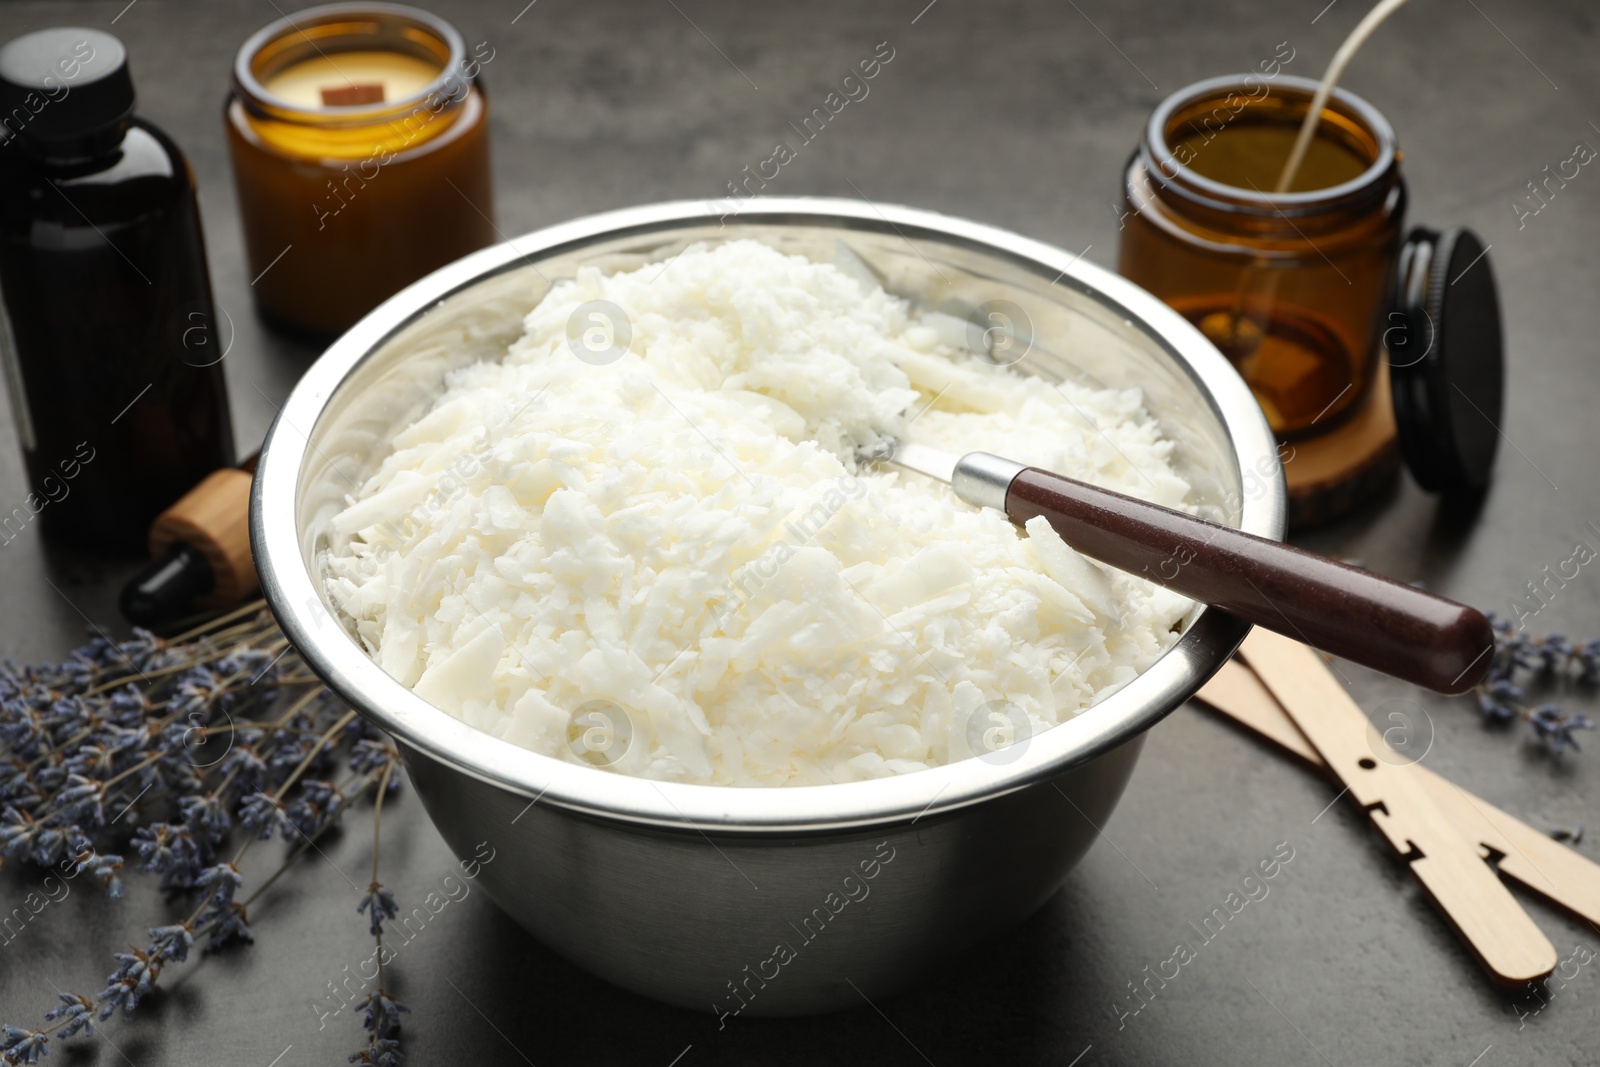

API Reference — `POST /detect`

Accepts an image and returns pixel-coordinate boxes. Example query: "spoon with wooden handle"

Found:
[864,442,1493,694]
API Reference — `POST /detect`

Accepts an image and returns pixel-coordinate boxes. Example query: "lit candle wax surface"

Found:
[262,50,440,108]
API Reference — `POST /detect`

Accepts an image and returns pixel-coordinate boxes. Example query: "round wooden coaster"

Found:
[1283,361,1400,529]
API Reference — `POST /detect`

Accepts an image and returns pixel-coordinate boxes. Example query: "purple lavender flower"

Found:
[3,615,413,1061]
[349,739,394,776]
[357,989,409,1038]
[118,629,165,675]
[238,792,283,839]
[63,744,113,780]
[197,898,254,949]
[131,823,178,874]
[1476,678,1522,723]
[357,883,398,937]
[69,837,125,900]
[349,1037,403,1067]
[1507,632,1542,672]
[0,704,44,757]
[55,775,105,828]
[1537,634,1574,673]
[148,924,194,964]
[158,755,203,801]
[194,862,243,903]
[178,793,230,844]
[283,780,342,840]
[217,647,281,686]
[345,714,383,743]
[267,734,316,777]
[218,746,267,794]
[167,668,219,720]
[95,978,141,1022]
[0,759,29,803]
[0,809,67,870]
[0,807,38,863]
[1480,616,1600,753]
[97,946,161,1020]
[105,686,146,729]
[42,696,93,740]
[42,993,95,1039]
[1529,704,1597,753]
[96,724,148,755]
[29,822,70,866]
[1577,640,1600,684]
[0,1024,48,1065]
[105,946,158,993]
[132,823,202,888]
[32,761,64,793]
[59,664,95,696]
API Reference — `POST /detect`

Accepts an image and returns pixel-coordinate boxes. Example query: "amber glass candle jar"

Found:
[1119,75,1405,438]
[225,3,496,337]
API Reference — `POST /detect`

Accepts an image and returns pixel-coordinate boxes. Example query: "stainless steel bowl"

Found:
[251,197,1285,1015]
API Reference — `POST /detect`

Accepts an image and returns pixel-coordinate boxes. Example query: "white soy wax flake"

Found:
[324,240,1193,787]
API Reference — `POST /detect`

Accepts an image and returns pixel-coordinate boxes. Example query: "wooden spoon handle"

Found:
[1004,467,1494,694]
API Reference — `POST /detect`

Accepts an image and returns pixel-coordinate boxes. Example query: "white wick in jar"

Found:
[1273,0,1413,193]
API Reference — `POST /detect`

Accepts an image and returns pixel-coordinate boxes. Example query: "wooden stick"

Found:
[1196,660,1600,930]
[1237,628,1557,987]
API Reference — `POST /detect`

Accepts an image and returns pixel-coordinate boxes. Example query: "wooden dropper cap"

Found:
[147,465,258,605]
[121,455,259,626]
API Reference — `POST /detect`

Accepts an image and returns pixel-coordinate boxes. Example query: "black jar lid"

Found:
[1386,226,1505,497]
[0,28,134,146]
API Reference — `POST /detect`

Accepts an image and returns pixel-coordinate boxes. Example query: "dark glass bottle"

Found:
[0,27,234,551]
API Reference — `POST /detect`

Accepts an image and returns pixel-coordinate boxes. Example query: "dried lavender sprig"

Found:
[1476,614,1598,753]
[0,606,407,1066]
[4,757,400,1060]
[84,757,398,1035]
[352,759,407,1067]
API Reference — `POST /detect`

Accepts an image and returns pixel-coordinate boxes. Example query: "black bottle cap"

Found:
[1386,226,1505,497]
[0,28,134,146]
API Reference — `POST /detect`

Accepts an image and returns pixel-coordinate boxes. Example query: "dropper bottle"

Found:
[0,27,235,551]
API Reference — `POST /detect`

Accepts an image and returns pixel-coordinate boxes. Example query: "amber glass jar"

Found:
[225,4,496,338]
[1119,75,1405,438]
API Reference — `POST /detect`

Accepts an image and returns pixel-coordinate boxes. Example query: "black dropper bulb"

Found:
[120,543,215,628]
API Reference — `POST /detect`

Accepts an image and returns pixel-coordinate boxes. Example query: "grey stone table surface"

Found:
[2,0,1597,1064]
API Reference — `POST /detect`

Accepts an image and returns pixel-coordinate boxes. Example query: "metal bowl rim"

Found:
[250,195,1284,833]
